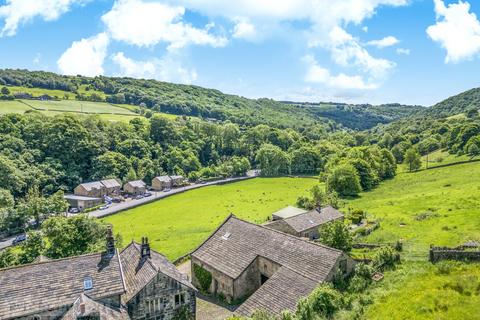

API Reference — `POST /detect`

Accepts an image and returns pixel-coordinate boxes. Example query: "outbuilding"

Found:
[64,194,103,211]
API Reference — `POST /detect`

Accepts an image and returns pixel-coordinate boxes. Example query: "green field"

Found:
[103,177,318,260]
[0,100,33,114]
[6,85,106,100]
[20,99,136,115]
[342,161,480,320]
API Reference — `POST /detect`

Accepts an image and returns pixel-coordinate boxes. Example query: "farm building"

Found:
[190,215,354,317]
[264,206,344,240]
[74,179,121,198]
[152,176,172,191]
[170,175,186,187]
[123,180,147,195]
[101,179,121,196]
[271,206,308,221]
[0,229,196,320]
[64,194,103,211]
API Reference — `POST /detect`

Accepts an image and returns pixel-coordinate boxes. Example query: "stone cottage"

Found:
[151,176,172,191]
[101,179,122,196]
[190,215,354,316]
[74,179,121,198]
[0,229,196,320]
[264,206,344,240]
[169,176,186,187]
[123,180,147,195]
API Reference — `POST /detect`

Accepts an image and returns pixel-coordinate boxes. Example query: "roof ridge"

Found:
[189,213,236,256]
[116,248,127,294]
[0,250,107,272]
[230,216,344,254]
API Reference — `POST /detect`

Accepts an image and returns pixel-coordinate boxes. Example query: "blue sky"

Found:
[0,0,479,106]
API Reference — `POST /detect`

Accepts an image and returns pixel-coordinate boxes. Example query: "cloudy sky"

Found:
[0,0,479,106]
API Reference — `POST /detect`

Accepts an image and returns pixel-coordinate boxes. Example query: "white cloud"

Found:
[303,54,377,90]
[0,0,81,37]
[367,35,400,48]
[112,52,197,84]
[327,27,396,79]
[33,53,41,65]
[427,0,480,63]
[396,48,410,55]
[57,33,109,76]
[102,0,227,49]
[232,18,257,41]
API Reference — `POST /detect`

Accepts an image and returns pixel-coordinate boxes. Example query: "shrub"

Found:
[319,220,353,252]
[348,263,374,293]
[172,306,194,320]
[372,247,400,271]
[350,209,365,224]
[307,284,342,317]
[193,264,212,293]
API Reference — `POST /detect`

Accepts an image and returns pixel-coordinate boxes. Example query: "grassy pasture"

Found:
[21,100,136,115]
[341,161,480,319]
[0,100,33,114]
[103,177,318,260]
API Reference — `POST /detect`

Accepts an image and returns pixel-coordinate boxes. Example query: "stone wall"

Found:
[429,246,480,263]
[127,272,196,320]
[191,257,234,301]
[263,220,299,237]
[233,258,260,301]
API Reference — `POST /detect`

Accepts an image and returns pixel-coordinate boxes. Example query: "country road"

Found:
[0,235,16,250]
[88,175,256,219]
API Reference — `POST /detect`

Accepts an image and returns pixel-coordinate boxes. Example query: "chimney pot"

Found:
[106,225,115,256]
[141,236,150,259]
[79,302,86,314]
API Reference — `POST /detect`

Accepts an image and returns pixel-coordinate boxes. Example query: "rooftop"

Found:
[0,251,125,319]
[271,206,308,220]
[64,194,102,201]
[279,206,344,233]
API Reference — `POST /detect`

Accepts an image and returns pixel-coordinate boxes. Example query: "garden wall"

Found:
[429,246,480,263]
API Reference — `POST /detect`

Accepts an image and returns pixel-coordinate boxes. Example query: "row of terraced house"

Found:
[0,205,353,319]
[64,176,186,211]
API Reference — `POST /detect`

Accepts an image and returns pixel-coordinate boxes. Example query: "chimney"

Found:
[141,237,151,259]
[79,302,86,315]
[106,225,115,256]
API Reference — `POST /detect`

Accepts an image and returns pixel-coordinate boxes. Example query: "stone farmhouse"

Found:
[0,229,196,320]
[265,206,344,240]
[64,194,103,211]
[169,176,186,187]
[190,215,354,317]
[152,176,172,191]
[123,180,147,195]
[74,179,121,198]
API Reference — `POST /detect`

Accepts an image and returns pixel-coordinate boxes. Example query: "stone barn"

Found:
[74,181,106,198]
[123,180,147,195]
[0,229,196,320]
[101,179,121,196]
[264,206,344,240]
[190,215,354,317]
[152,176,172,191]
[169,176,186,187]
[64,194,103,211]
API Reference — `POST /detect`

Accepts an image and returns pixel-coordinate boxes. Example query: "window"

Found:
[83,276,93,290]
[175,293,185,306]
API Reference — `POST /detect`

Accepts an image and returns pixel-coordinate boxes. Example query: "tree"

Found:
[18,231,45,264]
[125,167,137,182]
[379,148,397,179]
[290,146,322,174]
[466,108,478,119]
[255,144,290,176]
[404,148,421,172]
[1,86,10,95]
[0,188,14,208]
[327,164,362,197]
[348,158,377,191]
[42,214,108,259]
[93,151,132,180]
[319,220,352,252]
[465,136,480,158]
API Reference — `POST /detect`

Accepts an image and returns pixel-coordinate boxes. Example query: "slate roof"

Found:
[124,180,146,188]
[236,266,318,316]
[61,294,130,320]
[79,181,105,191]
[120,242,195,304]
[191,215,343,282]
[271,206,308,220]
[101,179,121,189]
[154,176,172,182]
[64,194,102,201]
[281,206,344,233]
[0,251,125,319]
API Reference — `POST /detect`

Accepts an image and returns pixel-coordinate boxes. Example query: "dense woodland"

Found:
[0,69,421,130]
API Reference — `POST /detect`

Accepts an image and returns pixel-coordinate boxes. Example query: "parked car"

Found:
[143,192,152,197]
[69,207,80,214]
[111,197,122,203]
[12,234,27,245]
[99,205,110,210]
[134,195,144,200]
[163,188,171,192]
